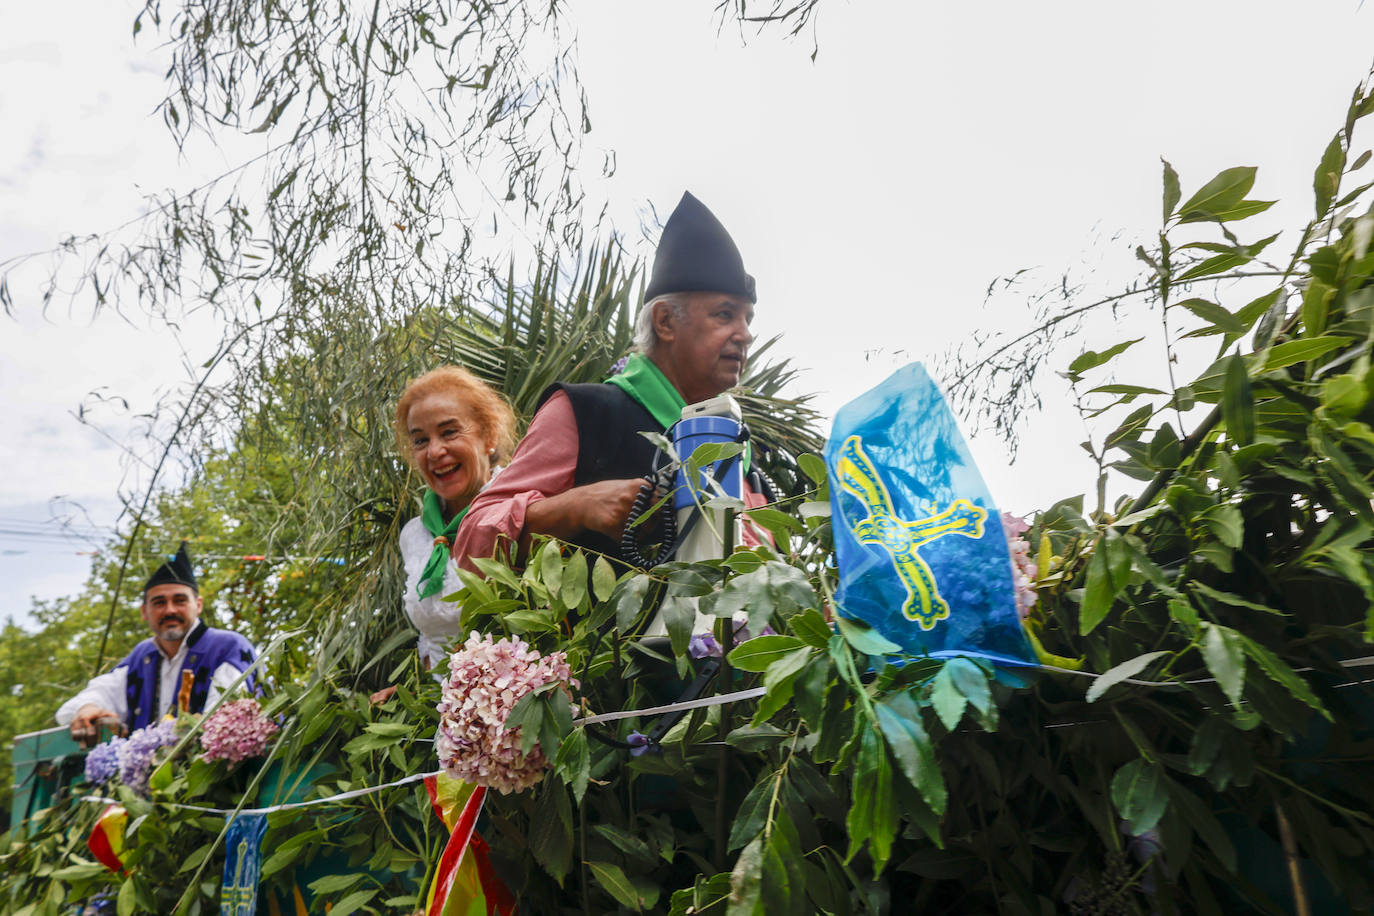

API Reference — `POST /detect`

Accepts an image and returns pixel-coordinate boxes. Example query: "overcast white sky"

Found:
[2,0,1373,621]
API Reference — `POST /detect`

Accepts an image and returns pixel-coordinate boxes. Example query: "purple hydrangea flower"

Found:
[84,736,125,785]
[688,614,778,659]
[688,633,721,659]
[117,719,179,795]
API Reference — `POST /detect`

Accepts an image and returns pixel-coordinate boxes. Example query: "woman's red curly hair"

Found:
[394,366,517,465]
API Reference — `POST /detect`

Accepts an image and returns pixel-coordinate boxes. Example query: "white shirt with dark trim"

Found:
[54,621,248,726]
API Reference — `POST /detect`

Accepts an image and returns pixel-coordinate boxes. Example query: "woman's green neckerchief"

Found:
[417,488,471,599]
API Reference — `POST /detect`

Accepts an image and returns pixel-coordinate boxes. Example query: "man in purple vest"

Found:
[56,542,258,743]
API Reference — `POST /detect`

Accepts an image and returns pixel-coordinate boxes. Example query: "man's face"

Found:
[141,584,203,645]
[658,292,755,404]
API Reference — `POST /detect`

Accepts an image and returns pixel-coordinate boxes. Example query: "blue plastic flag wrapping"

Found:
[220,812,267,916]
[825,363,1034,666]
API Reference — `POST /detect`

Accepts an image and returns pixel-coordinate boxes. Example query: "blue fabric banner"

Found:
[825,363,1034,666]
[220,812,268,916]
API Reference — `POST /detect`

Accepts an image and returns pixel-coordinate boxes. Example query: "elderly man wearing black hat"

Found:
[56,543,259,744]
[454,191,769,571]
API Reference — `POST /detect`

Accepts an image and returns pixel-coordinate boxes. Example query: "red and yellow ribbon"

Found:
[423,775,516,916]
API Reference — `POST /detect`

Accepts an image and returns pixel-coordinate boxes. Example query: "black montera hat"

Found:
[144,541,198,594]
[643,192,756,304]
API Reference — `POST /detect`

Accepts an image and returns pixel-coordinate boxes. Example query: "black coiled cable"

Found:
[619,467,677,570]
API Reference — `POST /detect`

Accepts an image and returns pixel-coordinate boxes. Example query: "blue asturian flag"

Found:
[825,363,1034,665]
[220,813,268,916]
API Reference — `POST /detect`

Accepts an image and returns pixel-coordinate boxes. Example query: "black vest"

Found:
[537,382,664,566]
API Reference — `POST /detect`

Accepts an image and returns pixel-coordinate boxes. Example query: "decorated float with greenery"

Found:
[4,2,1374,913]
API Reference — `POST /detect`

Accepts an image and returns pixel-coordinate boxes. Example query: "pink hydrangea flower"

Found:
[200,698,279,763]
[436,632,576,795]
[1002,512,1038,621]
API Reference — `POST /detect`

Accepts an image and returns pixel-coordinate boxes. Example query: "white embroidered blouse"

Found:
[398,514,467,669]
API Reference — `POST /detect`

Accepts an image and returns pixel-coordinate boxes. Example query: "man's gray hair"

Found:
[632,293,690,354]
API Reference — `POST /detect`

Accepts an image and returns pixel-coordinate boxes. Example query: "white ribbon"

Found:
[81,769,441,816]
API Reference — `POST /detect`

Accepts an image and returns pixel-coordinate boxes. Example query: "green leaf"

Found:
[1176,298,1245,334]
[1176,253,1250,283]
[537,539,563,596]
[1080,536,1130,635]
[613,574,653,631]
[728,635,806,672]
[752,648,815,724]
[117,878,137,916]
[1315,133,1346,215]
[589,861,645,912]
[661,596,697,658]
[845,727,897,870]
[728,773,775,850]
[1086,650,1168,702]
[1188,717,1227,775]
[148,759,173,793]
[728,836,765,915]
[1237,636,1330,720]
[724,549,766,574]
[553,726,590,803]
[529,782,573,881]
[929,664,967,730]
[1167,781,1237,872]
[1111,759,1170,834]
[1087,383,1167,397]
[1190,581,1284,615]
[1201,623,1246,708]
[945,657,991,715]
[1177,166,1257,221]
[725,723,792,752]
[1162,158,1180,221]
[875,691,946,816]
[1302,278,1334,337]
[744,507,805,544]
[1067,337,1144,381]
[1210,199,1276,221]
[329,889,378,916]
[789,607,834,648]
[1221,353,1254,446]
[1320,372,1368,417]
[1199,504,1244,549]
[504,690,545,755]
[308,873,364,895]
[1261,336,1349,371]
[48,862,112,882]
[761,810,803,914]
[559,552,587,609]
[798,453,828,486]
[834,614,902,655]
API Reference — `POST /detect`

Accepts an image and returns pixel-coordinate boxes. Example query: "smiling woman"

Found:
[391,367,517,670]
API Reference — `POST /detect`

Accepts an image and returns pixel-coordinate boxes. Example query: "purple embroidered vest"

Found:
[120,622,257,730]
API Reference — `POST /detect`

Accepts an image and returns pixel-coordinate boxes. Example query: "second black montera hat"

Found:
[144,541,198,594]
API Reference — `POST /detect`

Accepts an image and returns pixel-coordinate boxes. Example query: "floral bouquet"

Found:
[116,719,181,795]
[436,632,576,794]
[199,698,278,764]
